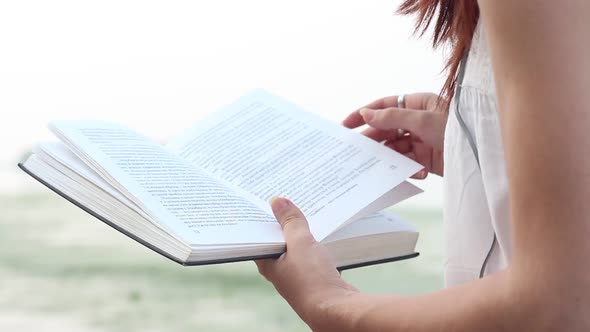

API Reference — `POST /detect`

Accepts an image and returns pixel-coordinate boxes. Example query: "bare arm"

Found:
[257,1,590,330]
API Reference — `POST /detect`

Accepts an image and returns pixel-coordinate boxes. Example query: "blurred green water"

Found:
[0,193,443,332]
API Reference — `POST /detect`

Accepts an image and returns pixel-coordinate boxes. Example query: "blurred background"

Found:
[0,0,446,331]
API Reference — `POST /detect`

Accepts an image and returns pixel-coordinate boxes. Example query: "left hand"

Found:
[256,197,359,329]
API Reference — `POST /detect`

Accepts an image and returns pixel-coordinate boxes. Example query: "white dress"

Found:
[443,21,512,286]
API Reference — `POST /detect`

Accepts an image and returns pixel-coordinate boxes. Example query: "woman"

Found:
[256,0,590,330]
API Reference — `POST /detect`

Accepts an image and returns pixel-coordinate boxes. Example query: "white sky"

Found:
[0,0,445,206]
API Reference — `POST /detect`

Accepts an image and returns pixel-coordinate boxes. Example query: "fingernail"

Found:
[270,196,290,212]
[359,108,375,122]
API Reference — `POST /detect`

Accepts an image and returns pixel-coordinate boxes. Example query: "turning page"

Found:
[49,121,284,246]
[167,89,423,240]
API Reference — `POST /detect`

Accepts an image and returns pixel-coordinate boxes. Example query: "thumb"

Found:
[270,197,315,245]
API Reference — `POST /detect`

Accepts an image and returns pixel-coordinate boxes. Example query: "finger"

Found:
[404,151,428,180]
[344,94,410,128]
[363,93,438,112]
[404,151,429,180]
[360,107,425,132]
[432,149,444,176]
[270,197,315,245]
[411,169,429,180]
[361,127,400,142]
[404,151,417,161]
[343,93,439,129]
[255,259,274,279]
[384,137,413,154]
[360,107,444,148]
[364,95,401,109]
[342,96,405,129]
[413,142,433,172]
[342,110,366,129]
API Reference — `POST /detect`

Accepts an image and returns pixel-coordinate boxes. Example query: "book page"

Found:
[322,210,417,243]
[49,121,283,245]
[338,181,423,232]
[35,142,154,222]
[167,89,423,240]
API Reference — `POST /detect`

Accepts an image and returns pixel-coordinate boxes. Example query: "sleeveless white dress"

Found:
[443,21,512,286]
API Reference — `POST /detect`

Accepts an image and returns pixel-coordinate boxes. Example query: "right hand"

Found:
[342,93,448,178]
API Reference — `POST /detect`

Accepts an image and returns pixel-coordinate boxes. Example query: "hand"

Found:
[256,197,359,330]
[342,93,448,177]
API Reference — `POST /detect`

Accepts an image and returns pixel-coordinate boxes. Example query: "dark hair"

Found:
[398,0,479,105]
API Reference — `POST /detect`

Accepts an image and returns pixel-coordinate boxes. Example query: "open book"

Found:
[19,89,423,270]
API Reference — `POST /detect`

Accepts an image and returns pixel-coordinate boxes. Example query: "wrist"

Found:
[304,287,364,331]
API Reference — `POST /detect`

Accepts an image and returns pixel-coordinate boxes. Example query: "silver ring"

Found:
[397,94,406,109]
